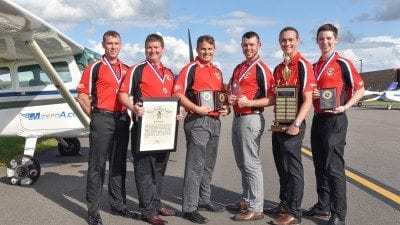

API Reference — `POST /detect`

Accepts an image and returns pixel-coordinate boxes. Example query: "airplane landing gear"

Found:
[357,102,363,107]
[6,155,41,185]
[57,138,81,156]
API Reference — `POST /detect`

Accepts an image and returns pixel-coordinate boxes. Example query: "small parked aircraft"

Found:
[0,0,99,185]
[357,81,400,109]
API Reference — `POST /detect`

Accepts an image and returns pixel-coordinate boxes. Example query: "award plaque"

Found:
[135,97,179,154]
[198,90,215,111]
[214,91,227,110]
[270,86,298,132]
[320,88,337,110]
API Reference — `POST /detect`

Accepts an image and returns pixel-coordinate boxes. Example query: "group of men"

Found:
[77,23,364,225]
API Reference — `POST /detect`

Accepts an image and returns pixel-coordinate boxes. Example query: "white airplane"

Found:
[0,0,99,185]
[357,81,400,108]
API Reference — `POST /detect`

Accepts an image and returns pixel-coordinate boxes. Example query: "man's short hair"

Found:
[242,31,260,42]
[316,24,338,39]
[145,33,164,48]
[197,35,215,48]
[103,30,121,43]
[279,27,299,39]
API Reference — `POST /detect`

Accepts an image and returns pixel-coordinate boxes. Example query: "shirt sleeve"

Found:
[173,64,190,95]
[119,66,133,94]
[76,64,91,94]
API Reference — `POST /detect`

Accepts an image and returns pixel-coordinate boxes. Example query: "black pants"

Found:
[131,124,170,219]
[86,112,130,216]
[271,122,305,217]
[311,113,348,220]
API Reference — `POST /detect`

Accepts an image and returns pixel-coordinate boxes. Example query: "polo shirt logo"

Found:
[327,68,335,76]
[215,72,221,80]
[244,72,250,79]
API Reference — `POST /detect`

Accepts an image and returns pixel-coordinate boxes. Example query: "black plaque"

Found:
[214,91,227,110]
[270,85,298,132]
[320,88,337,110]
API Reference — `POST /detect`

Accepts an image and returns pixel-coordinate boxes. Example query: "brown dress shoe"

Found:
[233,209,264,221]
[157,207,177,216]
[263,205,288,215]
[270,213,301,225]
[145,215,167,225]
[226,200,249,212]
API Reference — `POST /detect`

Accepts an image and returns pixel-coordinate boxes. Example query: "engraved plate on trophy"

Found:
[270,86,298,132]
[231,79,242,97]
[198,90,215,111]
[319,88,337,110]
[214,91,226,110]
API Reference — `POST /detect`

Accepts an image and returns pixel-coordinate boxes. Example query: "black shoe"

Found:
[183,210,208,224]
[328,216,345,225]
[111,208,140,219]
[303,205,330,220]
[87,214,103,225]
[198,203,224,212]
[263,204,288,215]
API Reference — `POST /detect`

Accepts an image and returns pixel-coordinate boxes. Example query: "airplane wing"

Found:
[0,0,83,62]
[0,0,89,127]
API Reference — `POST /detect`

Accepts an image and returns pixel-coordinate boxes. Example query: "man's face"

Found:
[102,35,121,61]
[241,36,260,60]
[196,41,215,64]
[279,30,298,56]
[316,30,338,55]
[145,41,164,64]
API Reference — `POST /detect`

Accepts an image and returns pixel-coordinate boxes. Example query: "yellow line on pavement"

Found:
[301,147,400,205]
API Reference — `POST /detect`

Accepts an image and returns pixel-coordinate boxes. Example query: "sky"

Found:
[14,0,400,81]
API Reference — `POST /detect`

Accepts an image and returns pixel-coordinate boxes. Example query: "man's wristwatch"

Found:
[293,120,302,128]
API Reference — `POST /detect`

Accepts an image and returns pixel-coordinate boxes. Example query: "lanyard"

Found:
[315,52,335,81]
[103,56,122,83]
[238,56,261,82]
[146,60,165,83]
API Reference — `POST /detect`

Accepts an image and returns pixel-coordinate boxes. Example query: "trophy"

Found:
[270,54,299,132]
[319,88,337,110]
[231,79,242,97]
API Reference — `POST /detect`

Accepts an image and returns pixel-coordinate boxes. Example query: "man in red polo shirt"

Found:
[77,30,138,225]
[119,34,182,225]
[225,31,274,221]
[265,27,316,225]
[173,35,229,224]
[303,24,364,225]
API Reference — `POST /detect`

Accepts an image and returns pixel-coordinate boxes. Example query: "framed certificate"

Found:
[135,97,180,154]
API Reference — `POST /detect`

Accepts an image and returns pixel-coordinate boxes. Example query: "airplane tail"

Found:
[188,29,194,62]
[385,81,398,91]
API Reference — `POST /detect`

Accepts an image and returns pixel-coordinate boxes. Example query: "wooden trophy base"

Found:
[270,123,289,132]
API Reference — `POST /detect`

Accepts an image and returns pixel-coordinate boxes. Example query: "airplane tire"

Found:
[357,102,362,107]
[6,155,41,185]
[58,138,81,156]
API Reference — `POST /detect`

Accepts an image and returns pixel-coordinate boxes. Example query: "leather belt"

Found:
[92,108,127,117]
[234,111,261,117]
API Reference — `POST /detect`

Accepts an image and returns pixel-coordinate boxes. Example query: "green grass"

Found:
[0,137,57,167]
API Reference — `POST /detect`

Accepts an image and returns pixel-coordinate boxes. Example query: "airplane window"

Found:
[0,67,12,90]
[17,62,72,87]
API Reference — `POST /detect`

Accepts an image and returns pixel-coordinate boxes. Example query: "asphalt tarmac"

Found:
[0,106,399,225]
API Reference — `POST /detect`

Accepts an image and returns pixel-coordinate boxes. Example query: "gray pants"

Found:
[231,114,265,212]
[182,114,221,212]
